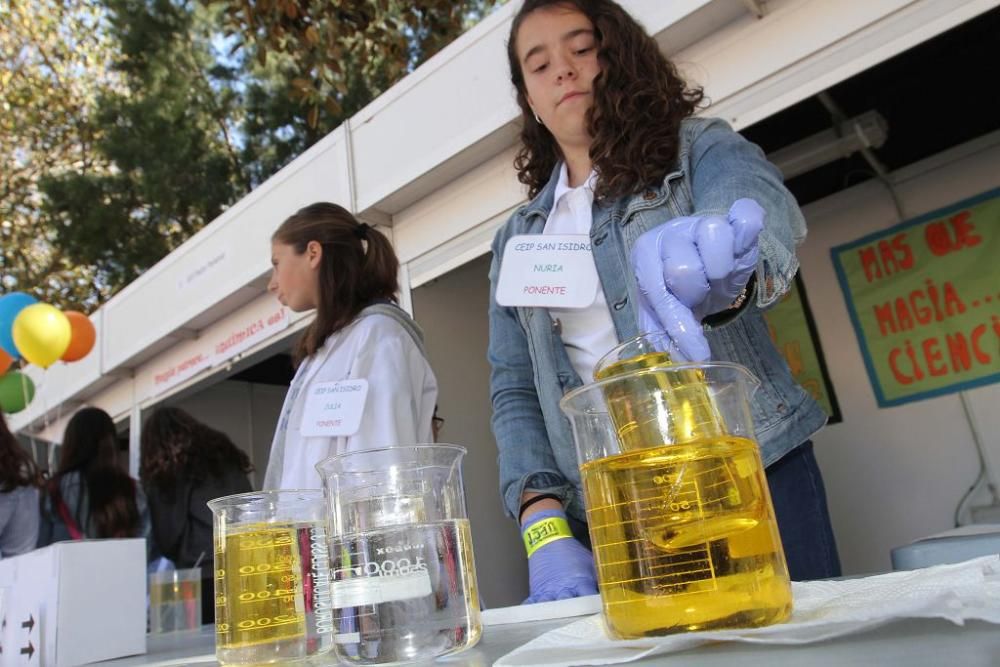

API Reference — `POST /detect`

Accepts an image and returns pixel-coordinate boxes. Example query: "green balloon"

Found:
[0,371,35,413]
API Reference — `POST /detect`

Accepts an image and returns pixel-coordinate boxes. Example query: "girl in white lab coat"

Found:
[263,202,438,490]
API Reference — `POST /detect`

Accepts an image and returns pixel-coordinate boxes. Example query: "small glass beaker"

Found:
[561,345,791,639]
[593,332,726,448]
[316,444,482,665]
[208,490,334,665]
[149,567,202,634]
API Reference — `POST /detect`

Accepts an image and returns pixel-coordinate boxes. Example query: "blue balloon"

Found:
[0,292,38,358]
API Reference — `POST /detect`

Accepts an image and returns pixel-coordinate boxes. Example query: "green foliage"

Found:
[220,0,503,175]
[0,0,121,309]
[40,0,247,294]
[3,0,504,310]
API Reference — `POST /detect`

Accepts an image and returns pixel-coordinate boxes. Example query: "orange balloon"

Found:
[0,348,11,375]
[61,311,97,362]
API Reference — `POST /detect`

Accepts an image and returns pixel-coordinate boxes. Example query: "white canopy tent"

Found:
[14,0,988,445]
[11,0,999,605]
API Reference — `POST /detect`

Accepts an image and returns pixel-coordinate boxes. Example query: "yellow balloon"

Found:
[12,303,72,368]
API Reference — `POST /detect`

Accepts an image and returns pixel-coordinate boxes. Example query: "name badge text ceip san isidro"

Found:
[300,380,369,437]
[495,234,599,308]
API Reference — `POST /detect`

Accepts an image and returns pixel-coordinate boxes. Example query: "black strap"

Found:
[703,273,758,328]
[518,493,563,524]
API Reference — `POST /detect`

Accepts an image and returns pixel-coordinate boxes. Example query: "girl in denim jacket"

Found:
[488,0,840,603]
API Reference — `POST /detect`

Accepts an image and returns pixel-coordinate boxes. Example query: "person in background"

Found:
[0,411,41,559]
[38,407,151,547]
[488,0,840,603]
[264,202,438,489]
[140,406,253,622]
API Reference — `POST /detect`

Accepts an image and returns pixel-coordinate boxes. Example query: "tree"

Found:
[5,0,504,309]
[0,0,122,309]
[219,0,504,177]
[40,0,248,292]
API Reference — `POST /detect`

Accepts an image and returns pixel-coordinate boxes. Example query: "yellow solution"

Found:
[215,523,308,663]
[594,351,726,449]
[581,436,792,639]
[149,576,201,633]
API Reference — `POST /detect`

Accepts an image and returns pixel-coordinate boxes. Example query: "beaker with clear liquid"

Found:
[561,335,792,639]
[316,444,482,666]
[208,490,334,665]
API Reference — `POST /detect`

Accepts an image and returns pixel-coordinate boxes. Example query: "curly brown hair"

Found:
[140,406,253,492]
[507,0,705,201]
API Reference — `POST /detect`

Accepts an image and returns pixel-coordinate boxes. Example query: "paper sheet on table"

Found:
[495,556,1000,666]
[483,595,602,626]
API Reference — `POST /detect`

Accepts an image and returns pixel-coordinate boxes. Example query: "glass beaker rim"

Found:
[560,360,760,415]
[148,568,202,584]
[206,488,324,512]
[314,442,467,474]
[594,331,673,373]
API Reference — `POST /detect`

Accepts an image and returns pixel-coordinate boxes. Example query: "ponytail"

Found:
[272,202,400,365]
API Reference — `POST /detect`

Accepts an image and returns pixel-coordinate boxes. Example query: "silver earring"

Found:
[533,111,543,126]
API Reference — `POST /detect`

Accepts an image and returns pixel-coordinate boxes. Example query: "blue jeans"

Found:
[767,441,842,580]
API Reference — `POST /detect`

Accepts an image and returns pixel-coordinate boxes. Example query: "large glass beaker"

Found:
[316,444,482,665]
[561,344,792,639]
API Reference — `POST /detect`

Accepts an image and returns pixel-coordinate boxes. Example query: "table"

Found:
[95,616,1000,666]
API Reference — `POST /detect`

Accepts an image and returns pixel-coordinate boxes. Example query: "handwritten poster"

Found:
[831,188,1000,407]
[763,274,841,422]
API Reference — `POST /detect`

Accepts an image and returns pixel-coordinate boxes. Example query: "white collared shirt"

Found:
[542,165,618,382]
[263,314,437,490]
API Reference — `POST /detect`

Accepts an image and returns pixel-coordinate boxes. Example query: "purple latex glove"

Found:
[522,509,598,604]
[631,198,765,361]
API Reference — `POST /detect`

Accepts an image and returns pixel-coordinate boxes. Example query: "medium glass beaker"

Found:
[561,349,792,639]
[593,331,726,448]
[316,444,482,665]
[208,490,334,665]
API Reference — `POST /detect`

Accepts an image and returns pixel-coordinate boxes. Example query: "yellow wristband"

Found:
[522,516,573,557]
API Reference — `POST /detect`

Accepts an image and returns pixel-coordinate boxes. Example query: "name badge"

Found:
[300,380,369,437]
[495,234,599,308]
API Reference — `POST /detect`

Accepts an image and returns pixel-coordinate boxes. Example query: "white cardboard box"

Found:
[0,539,147,666]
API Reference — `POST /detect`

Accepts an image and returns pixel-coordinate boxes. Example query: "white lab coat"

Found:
[263,307,438,490]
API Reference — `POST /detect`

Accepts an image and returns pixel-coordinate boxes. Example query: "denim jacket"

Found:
[487,117,827,524]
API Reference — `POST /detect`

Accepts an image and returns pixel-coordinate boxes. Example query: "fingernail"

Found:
[730,198,764,221]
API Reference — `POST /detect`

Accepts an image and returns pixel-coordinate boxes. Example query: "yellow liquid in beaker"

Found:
[215,524,310,663]
[595,351,726,449]
[581,437,792,638]
[149,576,201,633]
